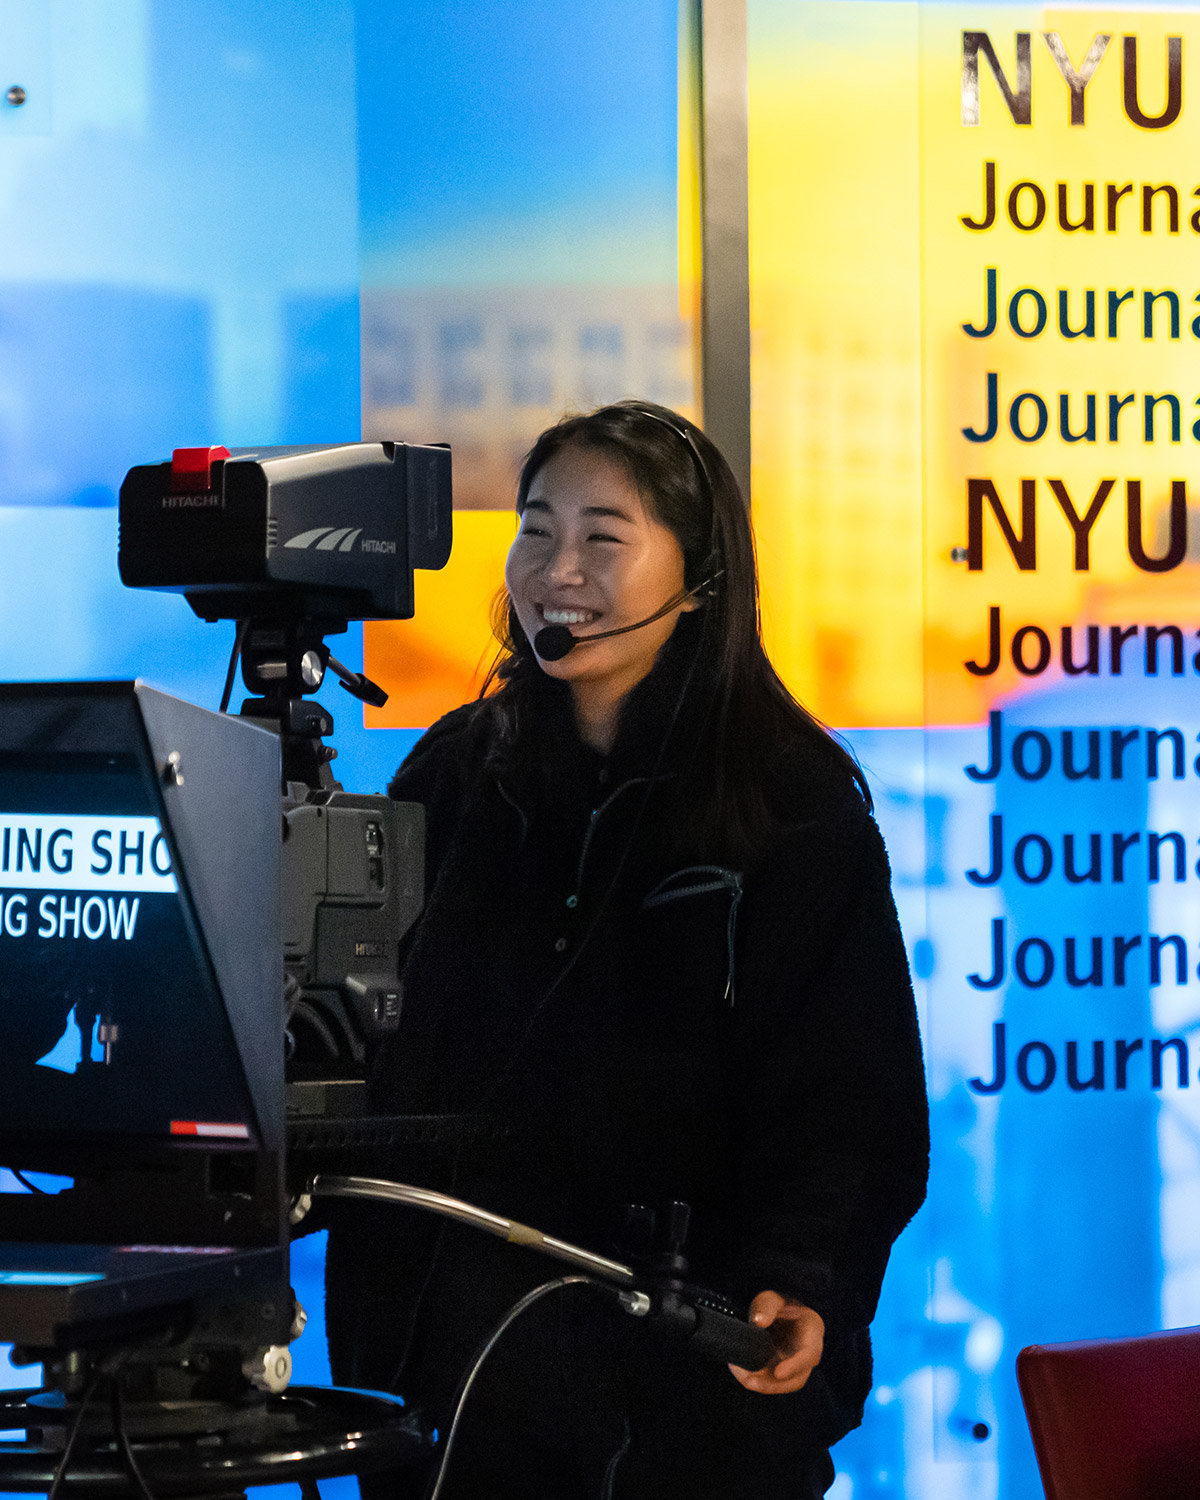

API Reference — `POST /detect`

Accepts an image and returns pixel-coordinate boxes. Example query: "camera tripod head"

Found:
[235,618,389,790]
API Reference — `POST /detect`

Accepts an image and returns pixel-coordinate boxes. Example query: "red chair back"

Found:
[1017,1325,1200,1499]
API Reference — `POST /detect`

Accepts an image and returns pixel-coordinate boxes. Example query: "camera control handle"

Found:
[648,1291,776,1371]
[325,655,389,709]
[303,1175,775,1370]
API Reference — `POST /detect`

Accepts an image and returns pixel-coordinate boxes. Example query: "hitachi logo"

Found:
[162,493,220,509]
[281,527,394,554]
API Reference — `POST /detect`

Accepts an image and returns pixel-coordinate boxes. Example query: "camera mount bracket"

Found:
[235,619,388,790]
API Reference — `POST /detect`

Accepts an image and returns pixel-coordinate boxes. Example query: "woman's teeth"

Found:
[543,608,597,625]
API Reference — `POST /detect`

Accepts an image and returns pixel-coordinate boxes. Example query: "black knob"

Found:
[664,1201,691,1255]
[619,1204,657,1259]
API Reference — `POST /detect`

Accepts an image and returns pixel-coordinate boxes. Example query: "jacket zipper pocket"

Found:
[642,866,744,1006]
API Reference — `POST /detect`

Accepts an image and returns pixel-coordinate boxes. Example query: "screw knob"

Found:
[243,1344,292,1393]
[664,1200,691,1255]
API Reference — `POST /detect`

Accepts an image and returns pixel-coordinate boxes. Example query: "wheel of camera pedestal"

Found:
[0,1385,432,1495]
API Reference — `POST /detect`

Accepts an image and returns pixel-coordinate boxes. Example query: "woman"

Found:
[326,401,929,1499]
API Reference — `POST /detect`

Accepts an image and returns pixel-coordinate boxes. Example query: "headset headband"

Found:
[628,406,721,589]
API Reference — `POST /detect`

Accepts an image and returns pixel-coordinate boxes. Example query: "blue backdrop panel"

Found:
[0,286,211,507]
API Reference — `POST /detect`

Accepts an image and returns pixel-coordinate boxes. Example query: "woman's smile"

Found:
[538,605,601,627]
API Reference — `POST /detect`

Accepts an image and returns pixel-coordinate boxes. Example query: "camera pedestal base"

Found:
[0,1384,431,1497]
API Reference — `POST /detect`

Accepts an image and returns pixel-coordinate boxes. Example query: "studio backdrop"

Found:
[3,3,1199,1498]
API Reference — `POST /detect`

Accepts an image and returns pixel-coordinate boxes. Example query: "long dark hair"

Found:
[480,400,871,863]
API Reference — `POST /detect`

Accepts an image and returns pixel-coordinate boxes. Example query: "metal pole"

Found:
[699,0,751,502]
[306,1175,638,1283]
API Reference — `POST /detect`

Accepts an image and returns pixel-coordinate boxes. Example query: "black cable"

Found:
[425,1276,599,1500]
[111,1375,157,1500]
[289,999,345,1062]
[45,1375,100,1500]
[283,971,303,1018]
[218,619,249,714]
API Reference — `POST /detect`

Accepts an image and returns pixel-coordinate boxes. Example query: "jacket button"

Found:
[566,895,578,909]
[555,937,567,952]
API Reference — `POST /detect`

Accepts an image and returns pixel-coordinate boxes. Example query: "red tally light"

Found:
[170,1121,250,1140]
[170,445,230,495]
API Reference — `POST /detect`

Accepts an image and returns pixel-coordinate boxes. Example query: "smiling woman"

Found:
[324,401,929,1500]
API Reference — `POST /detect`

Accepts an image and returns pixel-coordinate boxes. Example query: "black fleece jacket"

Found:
[324,634,929,1451]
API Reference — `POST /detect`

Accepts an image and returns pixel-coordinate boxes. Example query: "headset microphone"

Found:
[532,625,585,662]
[532,572,723,662]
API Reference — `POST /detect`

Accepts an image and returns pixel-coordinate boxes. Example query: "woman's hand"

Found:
[729,1291,825,1394]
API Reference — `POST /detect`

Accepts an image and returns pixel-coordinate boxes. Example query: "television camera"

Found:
[0,442,773,1498]
[120,441,447,1116]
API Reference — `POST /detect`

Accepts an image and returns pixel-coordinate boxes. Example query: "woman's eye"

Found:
[520,524,550,538]
[588,532,620,544]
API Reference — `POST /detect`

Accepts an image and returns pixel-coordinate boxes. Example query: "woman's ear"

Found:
[683,562,723,609]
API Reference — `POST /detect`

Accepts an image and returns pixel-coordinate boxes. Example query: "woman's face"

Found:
[505,443,696,703]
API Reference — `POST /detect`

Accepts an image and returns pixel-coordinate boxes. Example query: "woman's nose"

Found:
[545,540,586,585]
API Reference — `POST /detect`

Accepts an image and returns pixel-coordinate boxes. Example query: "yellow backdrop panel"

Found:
[363,510,517,730]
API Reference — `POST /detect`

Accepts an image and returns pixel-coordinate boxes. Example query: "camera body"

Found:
[282,789,424,1118]
[118,440,451,623]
